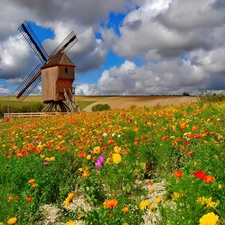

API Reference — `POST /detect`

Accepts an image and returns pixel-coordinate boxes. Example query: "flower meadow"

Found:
[1,101,225,225]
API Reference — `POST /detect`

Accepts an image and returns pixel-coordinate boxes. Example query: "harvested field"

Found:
[83,96,199,112]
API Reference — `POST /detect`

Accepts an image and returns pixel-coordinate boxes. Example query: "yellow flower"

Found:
[112,153,122,164]
[66,220,76,225]
[139,200,151,210]
[199,212,219,225]
[93,146,101,154]
[45,156,55,161]
[7,217,17,225]
[156,197,162,203]
[86,155,91,160]
[106,157,112,164]
[123,223,129,225]
[140,162,146,170]
[218,184,222,189]
[64,193,75,207]
[172,192,181,201]
[114,146,122,153]
[196,197,217,208]
[0,222,3,225]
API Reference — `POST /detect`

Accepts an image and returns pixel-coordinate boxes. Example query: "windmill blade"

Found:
[50,31,78,56]
[14,64,42,102]
[19,21,49,64]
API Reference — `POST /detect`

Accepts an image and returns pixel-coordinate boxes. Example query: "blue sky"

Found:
[1,0,225,97]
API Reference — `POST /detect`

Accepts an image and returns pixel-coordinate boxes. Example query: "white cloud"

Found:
[95,59,208,95]
[75,83,100,95]
[0,34,38,80]
[0,85,11,96]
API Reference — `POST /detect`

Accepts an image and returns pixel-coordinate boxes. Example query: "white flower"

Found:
[102,132,107,137]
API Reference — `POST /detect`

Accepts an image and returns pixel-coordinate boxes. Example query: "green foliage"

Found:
[0,102,44,117]
[92,104,111,112]
[198,91,225,103]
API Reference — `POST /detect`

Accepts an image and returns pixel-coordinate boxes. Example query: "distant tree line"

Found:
[183,92,190,96]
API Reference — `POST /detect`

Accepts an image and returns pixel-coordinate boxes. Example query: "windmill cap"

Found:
[42,53,75,69]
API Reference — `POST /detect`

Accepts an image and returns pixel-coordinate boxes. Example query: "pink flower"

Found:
[95,156,104,168]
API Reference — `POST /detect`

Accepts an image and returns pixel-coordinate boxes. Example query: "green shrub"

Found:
[198,92,225,102]
[92,104,111,112]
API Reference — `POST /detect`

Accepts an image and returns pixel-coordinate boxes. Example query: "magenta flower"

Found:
[95,156,104,168]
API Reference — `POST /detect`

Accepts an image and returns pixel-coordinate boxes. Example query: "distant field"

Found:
[83,96,199,111]
[0,95,199,112]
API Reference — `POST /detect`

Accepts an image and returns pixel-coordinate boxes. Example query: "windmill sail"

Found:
[18,21,49,64]
[50,31,78,56]
[14,64,42,101]
[14,20,78,102]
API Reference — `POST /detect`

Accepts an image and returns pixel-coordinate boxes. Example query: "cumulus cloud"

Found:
[95,59,207,95]
[0,34,38,80]
[113,0,225,59]
[0,85,11,95]
[75,83,99,95]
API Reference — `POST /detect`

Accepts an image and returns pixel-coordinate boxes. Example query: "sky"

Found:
[1,0,225,96]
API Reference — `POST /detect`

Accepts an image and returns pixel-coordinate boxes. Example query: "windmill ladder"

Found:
[64,89,80,112]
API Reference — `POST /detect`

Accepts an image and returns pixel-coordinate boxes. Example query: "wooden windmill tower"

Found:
[14,21,80,112]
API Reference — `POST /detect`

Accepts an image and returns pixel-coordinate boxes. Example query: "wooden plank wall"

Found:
[42,67,58,102]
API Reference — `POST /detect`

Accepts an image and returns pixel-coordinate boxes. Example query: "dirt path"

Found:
[83,96,199,112]
[40,179,166,225]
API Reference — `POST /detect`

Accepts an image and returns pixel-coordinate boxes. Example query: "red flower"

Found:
[187,151,194,156]
[26,197,32,202]
[192,170,207,180]
[162,136,169,141]
[4,152,9,156]
[174,171,183,178]
[203,175,215,183]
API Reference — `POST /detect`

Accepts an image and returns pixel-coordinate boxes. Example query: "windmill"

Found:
[14,20,80,112]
